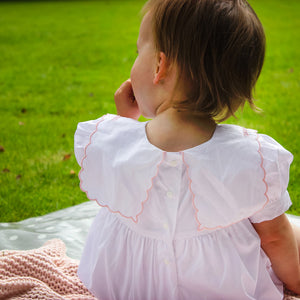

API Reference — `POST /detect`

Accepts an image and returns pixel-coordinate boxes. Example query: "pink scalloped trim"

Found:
[182,129,270,231]
[78,115,166,223]
[243,127,249,136]
[181,152,203,231]
[247,129,270,214]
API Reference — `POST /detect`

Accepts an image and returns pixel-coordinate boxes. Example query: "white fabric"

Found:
[74,114,293,300]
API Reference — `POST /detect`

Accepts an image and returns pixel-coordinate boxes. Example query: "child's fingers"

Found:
[121,79,135,102]
[114,79,140,120]
[114,79,133,103]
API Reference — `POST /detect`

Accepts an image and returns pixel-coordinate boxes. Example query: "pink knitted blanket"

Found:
[0,239,299,300]
[0,239,96,299]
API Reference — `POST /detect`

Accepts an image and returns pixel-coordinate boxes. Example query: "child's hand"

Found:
[114,79,141,120]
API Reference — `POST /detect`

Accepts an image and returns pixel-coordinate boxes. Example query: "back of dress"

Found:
[75,114,292,300]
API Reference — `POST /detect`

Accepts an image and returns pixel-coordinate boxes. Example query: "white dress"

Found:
[74,114,293,300]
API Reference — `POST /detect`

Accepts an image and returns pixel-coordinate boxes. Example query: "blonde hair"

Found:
[143,0,265,121]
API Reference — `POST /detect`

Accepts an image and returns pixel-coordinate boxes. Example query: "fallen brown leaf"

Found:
[0,145,4,152]
[63,154,72,161]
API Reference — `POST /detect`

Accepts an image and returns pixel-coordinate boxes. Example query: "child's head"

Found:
[140,0,265,121]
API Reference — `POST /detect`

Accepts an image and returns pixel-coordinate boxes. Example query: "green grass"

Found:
[0,0,299,222]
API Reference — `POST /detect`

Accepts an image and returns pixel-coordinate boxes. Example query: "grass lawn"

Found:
[0,0,299,222]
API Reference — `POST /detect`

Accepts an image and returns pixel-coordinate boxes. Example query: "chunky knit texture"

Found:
[0,238,299,299]
[285,289,300,300]
[0,239,96,300]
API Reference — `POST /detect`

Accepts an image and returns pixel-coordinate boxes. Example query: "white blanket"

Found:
[0,201,99,259]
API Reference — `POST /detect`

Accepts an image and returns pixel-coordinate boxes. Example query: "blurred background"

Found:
[0,0,299,222]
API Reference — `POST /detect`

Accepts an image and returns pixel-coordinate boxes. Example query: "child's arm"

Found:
[292,222,300,258]
[114,79,140,120]
[252,213,300,294]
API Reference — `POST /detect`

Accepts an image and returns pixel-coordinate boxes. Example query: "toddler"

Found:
[75,0,300,298]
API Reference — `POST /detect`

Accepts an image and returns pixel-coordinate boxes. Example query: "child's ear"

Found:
[153,52,168,84]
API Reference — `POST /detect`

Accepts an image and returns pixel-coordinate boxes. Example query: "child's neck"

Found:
[146,108,216,152]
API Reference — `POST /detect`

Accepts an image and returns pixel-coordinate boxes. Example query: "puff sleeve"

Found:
[75,117,103,165]
[250,134,293,223]
[74,114,117,165]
